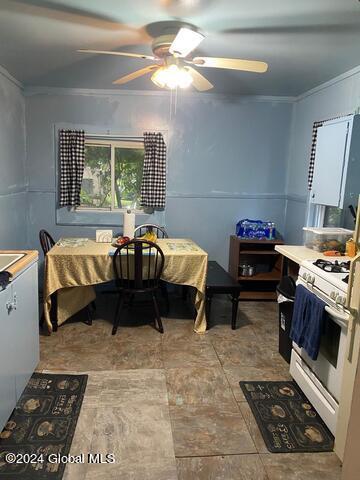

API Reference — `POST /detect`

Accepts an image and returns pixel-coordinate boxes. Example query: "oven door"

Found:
[292,279,349,403]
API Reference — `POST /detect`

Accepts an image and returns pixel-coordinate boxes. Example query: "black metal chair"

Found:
[39,229,94,331]
[111,239,165,335]
[134,224,169,239]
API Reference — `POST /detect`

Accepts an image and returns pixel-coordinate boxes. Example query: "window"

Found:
[80,139,144,211]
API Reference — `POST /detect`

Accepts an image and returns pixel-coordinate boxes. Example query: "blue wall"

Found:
[0,69,27,249]
[284,66,360,244]
[3,66,359,263]
[25,89,293,268]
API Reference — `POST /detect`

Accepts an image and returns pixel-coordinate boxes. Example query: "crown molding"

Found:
[23,85,295,103]
[296,64,360,102]
[0,64,23,89]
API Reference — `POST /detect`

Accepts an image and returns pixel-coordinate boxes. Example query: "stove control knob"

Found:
[302,272,308,281]
[336,296,346,306]
[330,291,337,300]
[308,275,315,285]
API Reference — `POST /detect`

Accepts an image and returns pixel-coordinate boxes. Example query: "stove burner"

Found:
[313,259,350,274]
[343,275,349,284]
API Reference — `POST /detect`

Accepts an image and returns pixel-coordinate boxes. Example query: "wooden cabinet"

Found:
[228,236,284,300]
[0,260,39,430]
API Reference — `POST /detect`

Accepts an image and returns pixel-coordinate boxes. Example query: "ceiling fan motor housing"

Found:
[152,34,176,58]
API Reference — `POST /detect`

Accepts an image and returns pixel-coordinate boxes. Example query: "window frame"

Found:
[77,138,145,213]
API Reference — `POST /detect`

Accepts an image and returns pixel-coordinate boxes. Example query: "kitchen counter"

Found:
[275,245,350,265]
[0,250,39,279]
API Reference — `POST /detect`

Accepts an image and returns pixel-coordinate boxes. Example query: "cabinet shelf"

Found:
[240,291,277,300]
[237,269,281,281]
[228,235,284,301]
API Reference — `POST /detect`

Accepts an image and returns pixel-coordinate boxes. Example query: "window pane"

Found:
[324,206,342,227]
[114,148,144,209]
[81,145,111,208]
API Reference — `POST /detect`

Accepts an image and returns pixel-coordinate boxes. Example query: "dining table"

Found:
[43,238,208,334]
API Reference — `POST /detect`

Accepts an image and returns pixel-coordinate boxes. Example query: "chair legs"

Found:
[50,292,58,332]
[160,281,170,315]
[151,292,164,334]
[111,291,164,335]
[46,294,95,331]
[84,306,93,326]
[205,291,213,329]
[128,293,135,309]
[84,299,96,326]
[182,285,189,301]
[231,294,239,330]
[112,294,125,335]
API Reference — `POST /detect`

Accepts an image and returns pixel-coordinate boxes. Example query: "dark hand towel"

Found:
[290,284,326,360]
[0,271,11,291]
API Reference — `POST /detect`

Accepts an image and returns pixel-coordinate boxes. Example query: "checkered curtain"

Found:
[308,114,351,190]
[307,121,324,190]
[141,132,167,209]
[59,129,85,207]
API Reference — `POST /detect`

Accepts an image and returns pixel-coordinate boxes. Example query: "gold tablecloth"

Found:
[43,238,208,334]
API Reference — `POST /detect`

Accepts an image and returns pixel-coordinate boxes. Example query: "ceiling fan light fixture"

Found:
[166,64,180,89]
[151,65,193,89]
[151,67,168,88]
[169,27,204,57]
[177,67,193,88]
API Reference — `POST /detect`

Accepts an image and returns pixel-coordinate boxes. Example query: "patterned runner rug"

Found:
[240,380,334,453]
[0,373,87,479]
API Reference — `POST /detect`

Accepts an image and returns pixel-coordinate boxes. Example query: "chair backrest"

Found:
[39,229,55,255]
[112,239,165,291]
[134,224,169,239]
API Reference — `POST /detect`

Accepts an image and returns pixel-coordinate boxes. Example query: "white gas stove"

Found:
[299,259,349,305]
[290,257,352,435]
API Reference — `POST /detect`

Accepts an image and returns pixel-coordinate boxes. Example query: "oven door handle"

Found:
[324,305,349,327]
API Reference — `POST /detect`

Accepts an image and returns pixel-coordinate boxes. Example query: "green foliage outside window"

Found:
[80,143,143,209]
[115,148,143,209]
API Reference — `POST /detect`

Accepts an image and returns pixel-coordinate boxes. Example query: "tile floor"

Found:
[38,292,342,479]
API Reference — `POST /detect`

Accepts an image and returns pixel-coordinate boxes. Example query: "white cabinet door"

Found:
[310,120,350,207]
[0,286,16,429]
[11,262,39,400]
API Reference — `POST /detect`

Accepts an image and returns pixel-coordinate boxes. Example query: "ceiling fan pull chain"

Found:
[175,86,178,115]
[169,88,173,121]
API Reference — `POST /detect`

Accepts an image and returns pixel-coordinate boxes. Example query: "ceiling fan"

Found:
[78,26,268,91]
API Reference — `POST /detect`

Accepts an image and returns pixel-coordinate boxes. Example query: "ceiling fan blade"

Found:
[9,0,121,29]
[169,27,204,58]
[222,23,360,35]
[185,67,213,91]
[78,50,156,60]
[113,65,159,85]
[191,57,268,73]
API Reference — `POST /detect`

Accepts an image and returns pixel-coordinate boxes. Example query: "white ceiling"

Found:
[0,0,359,95]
